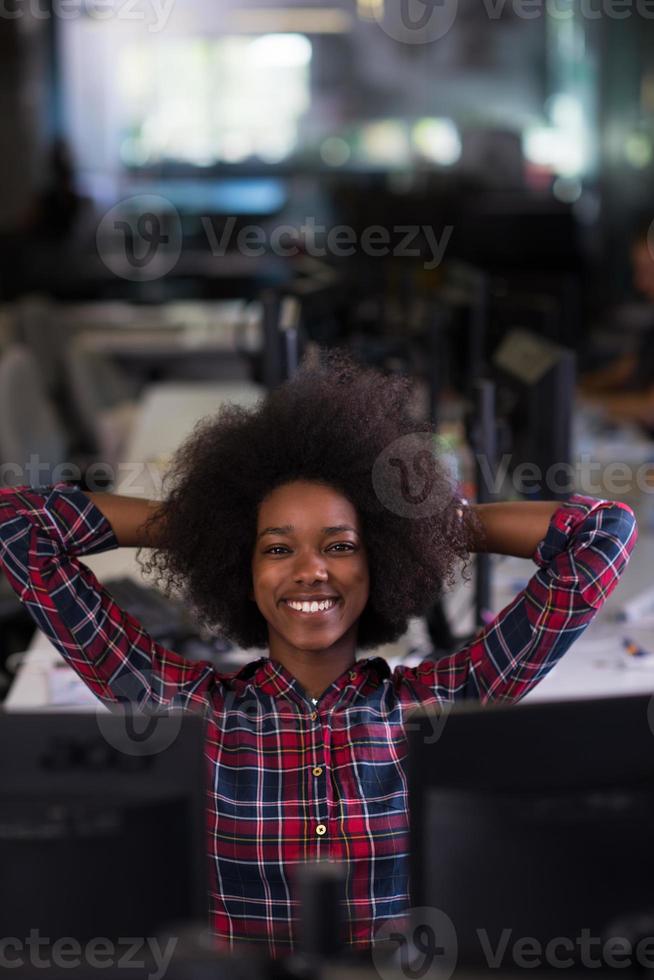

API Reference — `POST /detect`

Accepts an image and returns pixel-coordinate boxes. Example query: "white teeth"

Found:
[286,599,336,613]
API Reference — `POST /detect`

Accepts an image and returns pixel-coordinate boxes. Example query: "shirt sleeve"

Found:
[0,484,219,710]
[395,494,638,705]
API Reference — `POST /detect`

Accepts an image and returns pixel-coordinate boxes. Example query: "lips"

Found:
[282,595,340,602]
[282,597,340,616]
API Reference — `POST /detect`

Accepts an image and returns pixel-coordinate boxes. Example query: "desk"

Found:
[67,300,262,383]
[62,300,263,355]
[499,528,654,702]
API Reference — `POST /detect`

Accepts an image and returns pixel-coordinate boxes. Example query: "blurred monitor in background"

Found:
[493,329,576,501]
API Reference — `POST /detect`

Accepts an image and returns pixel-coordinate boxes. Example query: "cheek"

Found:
[352,563,370,604]
[251,566,280,607]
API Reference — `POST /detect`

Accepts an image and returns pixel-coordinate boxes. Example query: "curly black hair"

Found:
[141,350,478,650]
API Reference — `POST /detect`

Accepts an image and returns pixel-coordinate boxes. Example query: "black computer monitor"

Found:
[408,694,654,973]
[493,328,576,501]
[0,711,208,948]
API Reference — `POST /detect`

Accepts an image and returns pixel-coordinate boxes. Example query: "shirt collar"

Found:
[230,655,390,708]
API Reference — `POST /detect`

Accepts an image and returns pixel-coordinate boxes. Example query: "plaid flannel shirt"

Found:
[0,486,637,955]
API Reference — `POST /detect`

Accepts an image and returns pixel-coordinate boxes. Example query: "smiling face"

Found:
[251,480,370,659]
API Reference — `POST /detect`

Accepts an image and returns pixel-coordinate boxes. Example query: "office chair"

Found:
[64,338,139,468]
[14,294,68,396]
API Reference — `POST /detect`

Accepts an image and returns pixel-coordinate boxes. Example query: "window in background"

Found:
[118,34,312,168]
[58,4,550,198]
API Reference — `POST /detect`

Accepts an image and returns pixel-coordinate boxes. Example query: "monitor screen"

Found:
[407,694,654,974]
[0,712,208,945]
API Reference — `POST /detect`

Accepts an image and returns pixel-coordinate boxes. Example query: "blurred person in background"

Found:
[24,137,90,241]
[580,219,654,434]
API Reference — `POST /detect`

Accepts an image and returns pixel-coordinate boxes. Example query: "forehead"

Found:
[257,481,360,529]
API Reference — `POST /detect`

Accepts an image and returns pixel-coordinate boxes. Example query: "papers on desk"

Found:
[617,583,654,627]
[47,662,102,709]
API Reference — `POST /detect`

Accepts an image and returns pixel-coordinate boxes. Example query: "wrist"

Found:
[84,493,164,549]
[468,500,561,559]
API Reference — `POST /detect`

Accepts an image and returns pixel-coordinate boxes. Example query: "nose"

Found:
[292,548,329,584]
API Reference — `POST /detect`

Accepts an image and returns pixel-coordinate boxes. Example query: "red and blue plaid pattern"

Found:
[0,486,637,955]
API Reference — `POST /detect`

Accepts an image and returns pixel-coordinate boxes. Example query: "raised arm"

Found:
[83,493,164,548]
[398,495,638,705]
[467,500,561,559]
[0,485,218,710]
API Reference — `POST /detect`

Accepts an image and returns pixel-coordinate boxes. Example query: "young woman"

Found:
[0,352,638,958]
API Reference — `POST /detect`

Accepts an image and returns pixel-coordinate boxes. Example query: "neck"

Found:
[267,628,357,701]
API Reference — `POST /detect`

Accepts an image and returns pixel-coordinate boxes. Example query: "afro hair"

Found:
[140,349,478,650]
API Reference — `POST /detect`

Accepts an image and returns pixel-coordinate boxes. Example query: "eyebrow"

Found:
[257,524,358,540]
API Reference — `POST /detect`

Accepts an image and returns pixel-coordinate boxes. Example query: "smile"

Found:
[284,599,339,614]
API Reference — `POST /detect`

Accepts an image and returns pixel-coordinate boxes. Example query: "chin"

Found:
[286,628,345,652]
[289,629,340,647]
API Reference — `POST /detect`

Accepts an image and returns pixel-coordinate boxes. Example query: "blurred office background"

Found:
[2,0,653,307]
[2,0,654,699]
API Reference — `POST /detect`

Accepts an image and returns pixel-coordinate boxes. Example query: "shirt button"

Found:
[312,766,323,777]
[349,671,357,680]
[316,824,327,836]
[310,711,318,721]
